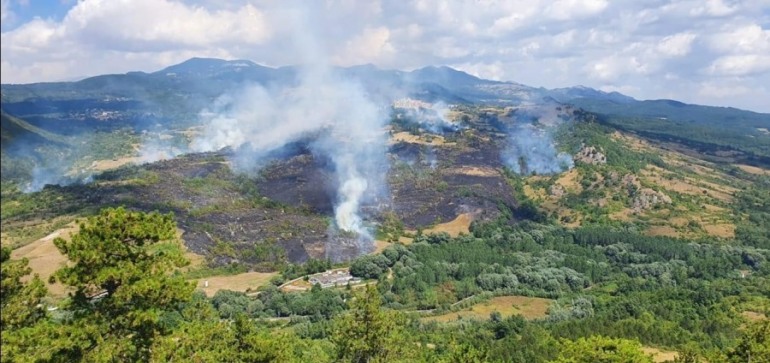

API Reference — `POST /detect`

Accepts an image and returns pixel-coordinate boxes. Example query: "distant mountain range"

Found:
[1,57,768,162]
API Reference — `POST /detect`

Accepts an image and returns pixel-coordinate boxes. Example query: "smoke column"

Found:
[190,7,389,255]
[503,107,574,175]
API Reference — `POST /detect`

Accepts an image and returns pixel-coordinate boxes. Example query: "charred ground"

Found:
[1,108,534,268]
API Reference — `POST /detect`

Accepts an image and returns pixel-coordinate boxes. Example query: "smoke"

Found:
[190,56,389,256]
[503,107,574,175]
[137,131,187,164]
[393,98,462,134]
[22,166,67,193]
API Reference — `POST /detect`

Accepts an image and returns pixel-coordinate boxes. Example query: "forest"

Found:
[2,180,768,362]
[2,107,769,362]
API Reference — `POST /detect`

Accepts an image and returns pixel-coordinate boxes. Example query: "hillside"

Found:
[2,59,769,362]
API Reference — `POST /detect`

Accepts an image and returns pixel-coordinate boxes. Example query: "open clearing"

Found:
[195,271,277,297]
[742,311,767,322]
[736,164,770,176]
[390,131,453,146]
[422,296,553,323]
[10,223,79,298]
[89,156,141,171]
[641,347,678,363]
[446,166,499,177]
[422,213,474,237]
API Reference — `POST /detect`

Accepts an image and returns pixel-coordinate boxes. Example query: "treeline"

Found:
[3,207,768,362]
[344,218,769,355]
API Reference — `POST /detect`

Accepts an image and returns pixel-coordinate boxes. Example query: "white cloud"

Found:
[334,26,394,66]
[65,0,270,50]
[1,0,11,22]
[657,32,697,57]
[690,0,739,17]
[709,24,770,54]
[544,0,608,20]
[708,54,770,76]
[1,0,770,112]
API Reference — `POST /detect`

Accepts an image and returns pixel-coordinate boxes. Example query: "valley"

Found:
[1,59,769,362]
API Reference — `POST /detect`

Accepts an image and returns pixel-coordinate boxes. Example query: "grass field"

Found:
[422,213,474,237]
[10,223,79,298]
[194,271,278,297]
[641,346,678,363]
[422,296,553,323]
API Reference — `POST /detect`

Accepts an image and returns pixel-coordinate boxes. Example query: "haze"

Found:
[2,0,770,112]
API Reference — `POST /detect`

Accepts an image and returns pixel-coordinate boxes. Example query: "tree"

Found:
[550,336,654,363]
[50,207,194,361]
[0,247,46,331]
[331,285,414,363]
[0,246,48,361]
[725,319,770,363]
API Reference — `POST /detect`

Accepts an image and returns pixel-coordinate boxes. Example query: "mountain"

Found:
[3,59,770,363]
[0,109,69,147]
[1,57,768,161]
[548,85,635,104]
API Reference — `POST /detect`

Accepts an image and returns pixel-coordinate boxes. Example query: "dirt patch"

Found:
[609,209,636,222]
[89,156,141,172]
[446,166,500,177]
[195,271,277,297]
[743,311,767,322]
[646,225,679,237]
[703,223,736,238]
[641,167,733,202]
[736,164,770,176]
[372,240,392,254]
[703,204,726,212]
[555,169,582,193]
[422,213,474,237]
[10,223,79,298]
[390,132,453,146]
[641,347,678,363]
[423,296,552,323]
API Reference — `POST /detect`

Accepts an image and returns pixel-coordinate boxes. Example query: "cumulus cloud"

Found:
[544,0,608,20]
[708,55,770,76]
[657,32,697,57]
[709,24,770,54]
[2,0,770,112]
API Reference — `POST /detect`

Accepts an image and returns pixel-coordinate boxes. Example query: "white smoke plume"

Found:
[393,98,462,134]
[190,27,390,253]
[503,107,574,175]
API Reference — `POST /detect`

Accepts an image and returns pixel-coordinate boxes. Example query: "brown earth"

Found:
[10,223,79,298]
[736,164,770,175]
[421,213,474,237]
[195,271,277,297]
[641,347,678,363]
[390,131,453,146]
[422,296,553,323]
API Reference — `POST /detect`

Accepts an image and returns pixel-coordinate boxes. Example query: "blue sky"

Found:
[2,0,770,112]
[1,0,71,29]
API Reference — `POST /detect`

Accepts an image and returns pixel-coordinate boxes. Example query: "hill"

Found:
[2,70,769,361]
[2,58,767,169]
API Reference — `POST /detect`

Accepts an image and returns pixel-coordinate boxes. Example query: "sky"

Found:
[1,0,770,112]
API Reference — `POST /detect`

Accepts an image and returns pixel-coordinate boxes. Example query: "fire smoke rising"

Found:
[190,67,389,252]
[395,99,461,134]
[503,109,574,175]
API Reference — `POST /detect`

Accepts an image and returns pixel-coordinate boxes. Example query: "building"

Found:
[308,269,361,288]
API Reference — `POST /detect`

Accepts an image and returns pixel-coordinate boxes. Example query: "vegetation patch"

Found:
[419,212,475,237]
[640,346,678,363]
[422,296,553,323]
[194,271,278,297]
